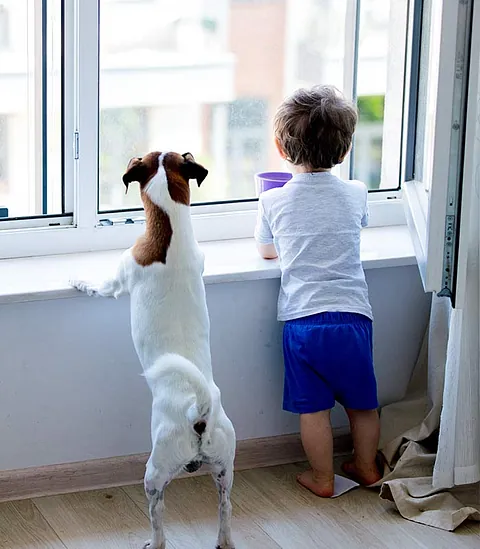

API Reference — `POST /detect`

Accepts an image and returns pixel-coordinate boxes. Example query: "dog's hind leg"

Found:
[143,464,170,549]
[212,462,235,549]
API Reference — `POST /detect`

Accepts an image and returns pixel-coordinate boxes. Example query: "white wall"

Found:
[0,265,430,472]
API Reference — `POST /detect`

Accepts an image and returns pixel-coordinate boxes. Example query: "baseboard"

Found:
[0,432,351,503]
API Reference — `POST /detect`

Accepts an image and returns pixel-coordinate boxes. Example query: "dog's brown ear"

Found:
[181,152,208,187]
[122,157,147,194]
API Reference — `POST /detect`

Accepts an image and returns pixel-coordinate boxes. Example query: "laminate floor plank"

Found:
[32,488,151,549]
[0,499,67,549]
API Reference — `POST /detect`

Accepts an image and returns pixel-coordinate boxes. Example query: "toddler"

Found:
[255,85,382,497]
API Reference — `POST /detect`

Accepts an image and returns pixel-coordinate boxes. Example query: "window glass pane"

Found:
[416,0,440,193]
[98,0,405,211]
[0,0,63,220]
[353,0,408,190]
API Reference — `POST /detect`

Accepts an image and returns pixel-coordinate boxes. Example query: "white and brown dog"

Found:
[70,151,236,549]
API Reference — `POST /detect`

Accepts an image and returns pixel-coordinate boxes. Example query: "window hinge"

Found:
[73,131,79,160]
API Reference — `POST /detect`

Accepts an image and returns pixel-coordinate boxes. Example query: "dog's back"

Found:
[128,249,213,375]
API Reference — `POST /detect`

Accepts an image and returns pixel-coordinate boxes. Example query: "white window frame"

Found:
[1,0,408,260]
[403,0,475,302]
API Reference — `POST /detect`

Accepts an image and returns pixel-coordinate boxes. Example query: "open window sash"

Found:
[404,0,477,308]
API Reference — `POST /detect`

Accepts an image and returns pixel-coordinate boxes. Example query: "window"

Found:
[98,0,408,213]
[0,0,64,222]
[354,0,404,190]
[1,0,417,259]
[403,0,476,304]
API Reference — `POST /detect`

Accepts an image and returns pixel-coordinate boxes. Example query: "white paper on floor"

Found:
[331,474,360,498]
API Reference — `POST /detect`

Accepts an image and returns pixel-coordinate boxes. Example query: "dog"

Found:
[70,151,236,549]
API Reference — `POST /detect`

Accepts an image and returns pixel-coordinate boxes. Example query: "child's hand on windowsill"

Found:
[257,243,278,260]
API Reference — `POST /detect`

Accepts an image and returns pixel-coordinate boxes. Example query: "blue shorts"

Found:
[283,312,379,414]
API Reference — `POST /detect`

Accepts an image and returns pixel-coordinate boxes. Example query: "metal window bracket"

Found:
[437,0,473,304]
[73,131,79,160]
[98,217,145,227]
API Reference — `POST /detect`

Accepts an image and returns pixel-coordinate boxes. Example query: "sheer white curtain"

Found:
[375,51,480,530]
[433,154,480,489]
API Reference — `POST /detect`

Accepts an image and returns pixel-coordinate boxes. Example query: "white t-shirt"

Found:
[254,172,372,321]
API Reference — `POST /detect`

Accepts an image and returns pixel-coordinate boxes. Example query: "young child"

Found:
[255,85,382,497]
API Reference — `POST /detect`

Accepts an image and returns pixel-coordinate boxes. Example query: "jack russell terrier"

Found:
[70,151,236,549]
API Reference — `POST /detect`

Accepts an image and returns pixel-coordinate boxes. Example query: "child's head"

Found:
[274,85,357,171]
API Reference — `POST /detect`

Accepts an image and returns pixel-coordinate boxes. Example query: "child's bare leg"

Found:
[342,409,381,485]
[297,410,334,497]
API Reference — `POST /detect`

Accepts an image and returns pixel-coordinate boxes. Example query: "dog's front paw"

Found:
[69,279,98,297]
[142,541,165,549]
[216,541,235,549]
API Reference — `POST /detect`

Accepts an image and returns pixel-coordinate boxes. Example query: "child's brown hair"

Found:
[274,85,358,170]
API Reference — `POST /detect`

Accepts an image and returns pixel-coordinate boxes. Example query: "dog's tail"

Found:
[143,353,212,433]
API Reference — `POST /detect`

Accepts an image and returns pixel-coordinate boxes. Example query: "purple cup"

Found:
[255,171,292,195]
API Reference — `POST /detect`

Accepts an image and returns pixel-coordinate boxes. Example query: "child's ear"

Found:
[274,136,287,160]
[339,143,353,164]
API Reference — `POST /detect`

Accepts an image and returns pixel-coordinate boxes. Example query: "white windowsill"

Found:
[0,225,416,305]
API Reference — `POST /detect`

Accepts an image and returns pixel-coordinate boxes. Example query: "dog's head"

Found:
[122,151,208,207]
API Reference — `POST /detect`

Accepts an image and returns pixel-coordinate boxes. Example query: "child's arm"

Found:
[257,243,278,260]
[254,197,278,260]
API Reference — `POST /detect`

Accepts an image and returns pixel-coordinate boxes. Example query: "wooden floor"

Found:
[0,463,478,549]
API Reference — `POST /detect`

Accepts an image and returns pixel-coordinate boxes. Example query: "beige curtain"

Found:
[374,295,480,531]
